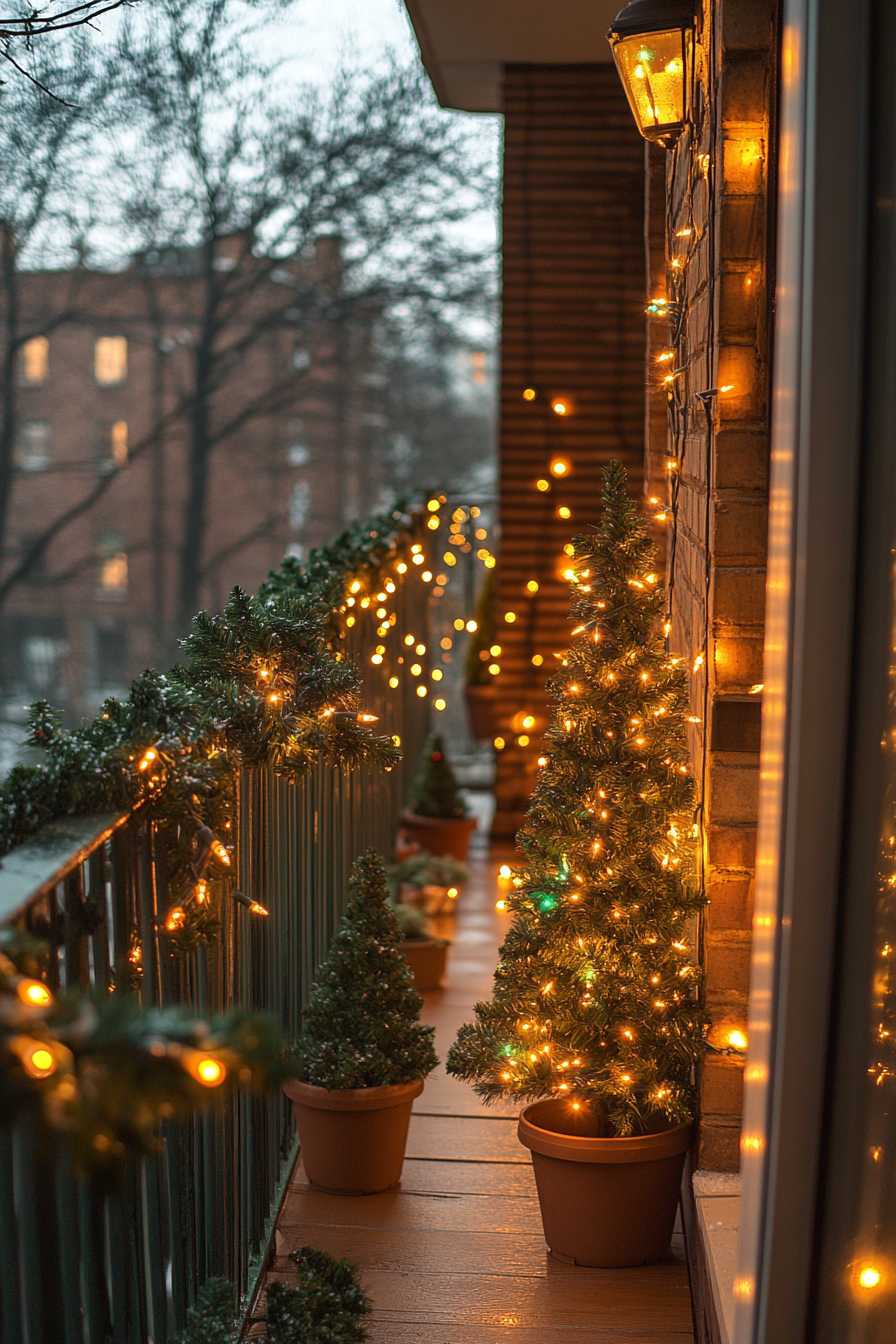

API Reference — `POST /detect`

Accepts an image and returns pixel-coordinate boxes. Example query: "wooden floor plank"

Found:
[271,1227,685,1284]
[266,1267,693,1333]
[291,1155,537,1197]
[406,1113,529,1163]
[365,1326,692,1343]
[278,1186,547,1235]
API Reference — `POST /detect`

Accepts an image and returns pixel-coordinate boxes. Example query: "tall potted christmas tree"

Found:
[284,850,438,1194]
[447,462,706,1267]
[400,733,476,860]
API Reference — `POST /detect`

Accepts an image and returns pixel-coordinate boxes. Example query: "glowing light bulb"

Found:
[397,562,407,573]
[858,1266,882,1289]
[416,685,427,698]
[194,1056,226,1087]
[427,498,440,512]
[494,736,506,750]
[488,664,500,676]
[504,612,516,624]
[211,840,231,866]
[466,619,478,632]
[523,387,537,401]
[550,458,569,476]
[249,902,269,916]
[389,676,399,688]
[434,698,446,710]
[532,654,544,667]
[727,1030,748,1050]
[138,749,157,771]
[558,506,571,519]
[22,1043,57,1078]
[496,899,507,911]
[536,479,550,492]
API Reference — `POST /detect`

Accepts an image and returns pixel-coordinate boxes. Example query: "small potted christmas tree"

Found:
[388,896,451,991]
[284,850,438,1194]
[447,462,707,1267]
[400,734,477,860]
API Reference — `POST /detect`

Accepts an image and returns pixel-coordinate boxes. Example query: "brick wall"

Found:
[662,0,777,1170]
[493,64,646,835]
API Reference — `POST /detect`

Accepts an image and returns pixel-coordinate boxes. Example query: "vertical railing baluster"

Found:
[0,1125,23,1344]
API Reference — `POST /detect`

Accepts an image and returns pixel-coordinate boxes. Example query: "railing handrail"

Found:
[0,809,131,924]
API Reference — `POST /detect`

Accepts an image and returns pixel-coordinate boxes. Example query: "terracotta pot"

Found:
[284,1077,424,1194]
[399,809,477,861]
[518,1098,692,1267]
[400,936,449,990]
[465,683,499,740]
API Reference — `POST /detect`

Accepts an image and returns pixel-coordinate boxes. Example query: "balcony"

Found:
[0,504,697,1343]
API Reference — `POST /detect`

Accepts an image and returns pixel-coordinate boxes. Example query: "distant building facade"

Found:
[0,237,386,720]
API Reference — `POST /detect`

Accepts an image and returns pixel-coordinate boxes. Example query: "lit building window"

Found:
[95,420,128,469]
[96,534,128,599]
[16,420,52,471]
[94,335,127,385]
[290,480,311,533]
[287,418,310,466]
[20,336,49,385]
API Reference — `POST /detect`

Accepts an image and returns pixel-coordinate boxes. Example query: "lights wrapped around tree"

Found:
[448,460,707,1136]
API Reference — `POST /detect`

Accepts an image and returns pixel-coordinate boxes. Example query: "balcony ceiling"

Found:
[403,0,622,112]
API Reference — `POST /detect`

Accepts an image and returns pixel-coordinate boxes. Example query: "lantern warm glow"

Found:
[608,1,694,145]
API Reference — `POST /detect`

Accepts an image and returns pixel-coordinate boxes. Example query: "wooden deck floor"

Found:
[256,850,695,1341]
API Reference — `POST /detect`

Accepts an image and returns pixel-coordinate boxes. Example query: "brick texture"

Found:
[661,0,777,1169]
[493,65,647,834]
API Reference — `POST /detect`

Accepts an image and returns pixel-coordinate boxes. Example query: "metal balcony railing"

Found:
[0,542,430,1344]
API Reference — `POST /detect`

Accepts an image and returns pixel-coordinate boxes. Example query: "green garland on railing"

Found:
[0,505,423,1171]
[0,506,418,861]
[0,928,293,1178]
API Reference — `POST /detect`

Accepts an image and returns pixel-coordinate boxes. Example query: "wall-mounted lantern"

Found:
[607,0,695,145]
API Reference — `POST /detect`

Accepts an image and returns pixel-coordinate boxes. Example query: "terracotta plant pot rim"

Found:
[284,1077,424,1113]
[519,1099,693,1165]
[400,809,477,829]
[398,935,451,948]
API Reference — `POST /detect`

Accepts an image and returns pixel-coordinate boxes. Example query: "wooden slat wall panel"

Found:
[493,65,647,835]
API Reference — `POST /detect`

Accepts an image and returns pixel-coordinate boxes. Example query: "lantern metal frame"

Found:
[607,0,696,146]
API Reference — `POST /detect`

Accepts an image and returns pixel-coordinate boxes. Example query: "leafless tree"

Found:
[0,36,110,601]
[104,0,496,635]
[0,0,497,663]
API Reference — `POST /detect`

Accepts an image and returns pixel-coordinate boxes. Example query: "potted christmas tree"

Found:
[400,734,477,860]
[447,461,707,1268]
[388,849,470,915]
[284,850,438,1194]
[389,896,451,992]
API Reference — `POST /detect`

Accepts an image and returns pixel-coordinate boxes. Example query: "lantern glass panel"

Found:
[612,29,687,141]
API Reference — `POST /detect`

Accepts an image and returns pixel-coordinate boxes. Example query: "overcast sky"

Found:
[274,0,421,81]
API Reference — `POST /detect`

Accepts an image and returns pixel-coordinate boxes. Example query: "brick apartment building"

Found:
[0,236,386,720]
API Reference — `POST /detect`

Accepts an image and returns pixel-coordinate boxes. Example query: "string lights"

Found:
[447,463,707,1129]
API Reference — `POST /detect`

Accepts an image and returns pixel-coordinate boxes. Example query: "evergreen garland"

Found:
[294,850,438,1089]
[174,1278,234,1344]
[0,505,417,859]
[266,1247,372,1343]
[0,929,292,1177]
[447,462,707,1135]
[407,733,468,819]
